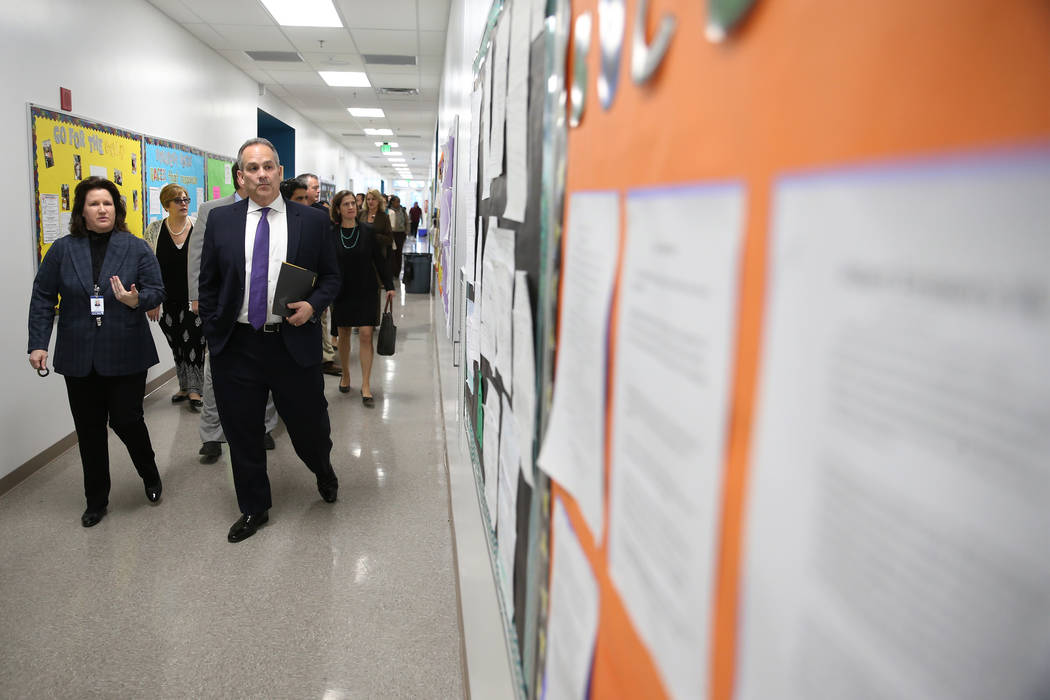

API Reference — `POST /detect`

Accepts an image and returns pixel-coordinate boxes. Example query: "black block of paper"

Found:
[271,262,317,317]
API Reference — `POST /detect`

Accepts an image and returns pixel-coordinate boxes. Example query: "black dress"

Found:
[155,221,206,392]
[330,218,394,327]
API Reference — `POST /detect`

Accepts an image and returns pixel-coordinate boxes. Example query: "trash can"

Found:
[404,252,432,294]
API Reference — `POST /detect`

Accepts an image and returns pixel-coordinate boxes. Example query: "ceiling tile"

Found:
[337,0,417,30]
[367,72,420,89]
[350,29,416,55]
[418,30,445,57]
[211,24,296,50]
[263,70,327,86]
[282,27,358,52]
[418,0,450,31]
[177,0,274,25]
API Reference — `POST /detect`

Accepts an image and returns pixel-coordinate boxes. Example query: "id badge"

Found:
[90,295,104,316]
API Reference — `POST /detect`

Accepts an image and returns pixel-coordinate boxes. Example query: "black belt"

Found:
[237,322,282,333]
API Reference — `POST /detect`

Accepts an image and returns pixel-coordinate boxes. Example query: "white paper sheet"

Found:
[488,15,511,182]
[89,164,107,179]
[608,184,745,700]
[503,0,532,223]
[537,191,620,540]
[40,194,61,244]
[469,87,482,190]
[480,219,516,380]
[543,497,600,700]
[531,0,546,40]
[482,383,501,531]
[497,392,521,616]
[738,153,1050,700]
[480,57,493,201]
[465,295,478,393]
[512,271,537,487]
[148,186,162,219]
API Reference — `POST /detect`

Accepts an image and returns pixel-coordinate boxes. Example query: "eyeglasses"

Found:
[170,197,190,205]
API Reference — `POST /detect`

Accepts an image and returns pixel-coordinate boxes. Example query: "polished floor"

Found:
[0,290,465,699]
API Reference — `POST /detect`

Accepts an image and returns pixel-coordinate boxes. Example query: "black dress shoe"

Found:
[263,432,275,450]
[145,480,162,503]
[81,507,107,527]
[321,361,342,376]
[171,393,188,403]
[189,398,203,411]
[227,512,269,543]
[199,441,221,462]
[317,479,338,503]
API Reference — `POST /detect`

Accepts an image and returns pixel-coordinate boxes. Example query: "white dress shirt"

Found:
[238,196,288,325]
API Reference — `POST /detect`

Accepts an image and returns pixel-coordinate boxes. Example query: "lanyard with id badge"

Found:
[91,283,104,327]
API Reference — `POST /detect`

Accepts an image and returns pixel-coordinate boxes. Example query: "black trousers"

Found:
[391,231,407,279]
[211,325,336,515]
[64,371,159,511]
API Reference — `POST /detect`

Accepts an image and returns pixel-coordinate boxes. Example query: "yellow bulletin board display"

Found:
[30,105,145,261]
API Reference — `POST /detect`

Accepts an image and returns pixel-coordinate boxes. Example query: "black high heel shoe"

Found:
[339,382,351,394]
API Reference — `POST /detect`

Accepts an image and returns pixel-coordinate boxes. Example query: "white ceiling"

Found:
[146,0,451,182]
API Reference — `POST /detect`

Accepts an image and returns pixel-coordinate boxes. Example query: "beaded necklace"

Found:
[340,225,360,249]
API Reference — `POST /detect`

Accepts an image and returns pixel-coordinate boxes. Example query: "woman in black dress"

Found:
[330,190,395,406]
[144,183,206,409]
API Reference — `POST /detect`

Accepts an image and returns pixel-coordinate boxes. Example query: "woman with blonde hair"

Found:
[145,183,206,409]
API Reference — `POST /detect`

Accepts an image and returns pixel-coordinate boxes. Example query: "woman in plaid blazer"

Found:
[28,177,166,528]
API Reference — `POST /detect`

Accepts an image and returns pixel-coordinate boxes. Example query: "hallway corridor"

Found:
[0,291,465,698]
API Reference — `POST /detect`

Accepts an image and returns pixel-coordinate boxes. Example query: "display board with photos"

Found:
[30,106,145,260]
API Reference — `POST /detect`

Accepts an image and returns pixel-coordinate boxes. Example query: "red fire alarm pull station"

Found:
[60,88,71,112]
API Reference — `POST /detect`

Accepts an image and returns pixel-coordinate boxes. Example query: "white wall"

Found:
[3,0,380,478]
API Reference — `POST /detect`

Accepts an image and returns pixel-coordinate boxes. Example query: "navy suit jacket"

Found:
[28,232,164,377]
[198,197,340,367]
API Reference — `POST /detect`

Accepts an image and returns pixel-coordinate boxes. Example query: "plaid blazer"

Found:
[28,232,165,377]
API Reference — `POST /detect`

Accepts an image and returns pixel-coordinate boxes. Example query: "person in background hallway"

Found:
[199,138,341,543]
[144,183,205,410]
[296,173,325,211]
[355,192,365,210]
[189,164,280,462]
[297,172,341,377]
[280,178,308,204]
[388,195,408,281]
[28,177,165,527]
[328,190,395,405]
[409,201,422,237]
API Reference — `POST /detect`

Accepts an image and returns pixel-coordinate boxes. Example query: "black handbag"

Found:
[377,297,396,356]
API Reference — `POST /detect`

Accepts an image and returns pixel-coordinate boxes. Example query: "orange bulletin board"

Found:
[548,1,1050,698]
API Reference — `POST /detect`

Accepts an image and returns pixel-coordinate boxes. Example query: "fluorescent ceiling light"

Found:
[364,128,394,135]
[383,151,403,156]
[319,71,370,87]
[348,107,385,118]
[374,142,399,147]
[261,0,342,27]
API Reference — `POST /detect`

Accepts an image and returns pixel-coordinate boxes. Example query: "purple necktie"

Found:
[248,206,271,329]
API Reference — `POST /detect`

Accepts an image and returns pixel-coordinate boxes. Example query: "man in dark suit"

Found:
[189,163,279,462]
[198,138,341,543]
